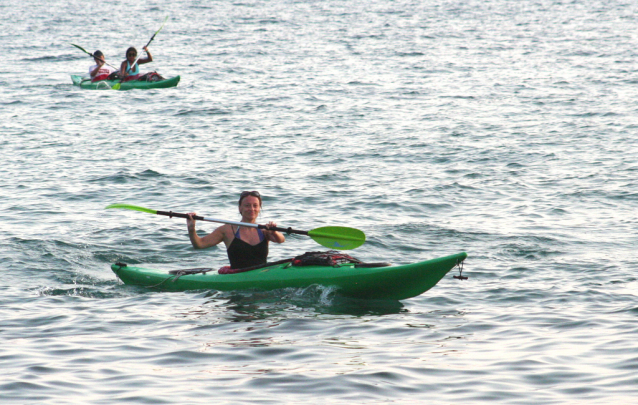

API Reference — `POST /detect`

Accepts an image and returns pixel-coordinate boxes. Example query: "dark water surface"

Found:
[2,0,638,403]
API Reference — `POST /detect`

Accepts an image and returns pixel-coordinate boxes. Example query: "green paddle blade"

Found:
[105,203,157,214]
[112,82,121,90]
[307,226,366,250]
[71,43,91,56]
[153,16,169,39]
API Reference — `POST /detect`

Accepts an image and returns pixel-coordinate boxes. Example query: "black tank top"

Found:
[227,227,269,269]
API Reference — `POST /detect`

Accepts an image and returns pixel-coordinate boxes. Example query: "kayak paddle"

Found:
[71,44,121,71]
[113,16,168,90]
[105,203,366,250]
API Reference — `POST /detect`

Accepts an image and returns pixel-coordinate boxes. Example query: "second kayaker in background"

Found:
[89,50,116,82]
[186,191,286,271]
[120,46,153,82]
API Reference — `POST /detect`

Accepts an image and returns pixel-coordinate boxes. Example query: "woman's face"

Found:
[127,50,137,62]
[239,196,261,221]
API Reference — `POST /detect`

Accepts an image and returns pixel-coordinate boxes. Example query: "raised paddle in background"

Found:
[71,44,122,70]
[113,16,168,90]
[105,203,366,251]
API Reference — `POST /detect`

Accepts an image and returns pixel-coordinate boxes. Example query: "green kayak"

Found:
[111,252,467,300]
[71,74,180,90]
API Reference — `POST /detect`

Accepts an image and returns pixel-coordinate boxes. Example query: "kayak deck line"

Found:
[111,252,468,300]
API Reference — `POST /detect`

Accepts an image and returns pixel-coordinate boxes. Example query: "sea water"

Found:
[1,0,637,403]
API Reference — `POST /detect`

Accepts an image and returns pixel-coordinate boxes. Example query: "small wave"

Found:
[174,107,232,116]
[396,51,425,57]
[36,284,122,299]
[22,55,64,62]
[89,169,165,184]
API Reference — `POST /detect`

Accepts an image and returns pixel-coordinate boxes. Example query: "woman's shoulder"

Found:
[216,223,234,234]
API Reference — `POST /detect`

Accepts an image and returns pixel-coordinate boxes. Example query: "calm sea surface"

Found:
[2,0,638,403]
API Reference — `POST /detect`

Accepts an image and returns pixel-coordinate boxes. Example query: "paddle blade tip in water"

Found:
[308,226,366,250]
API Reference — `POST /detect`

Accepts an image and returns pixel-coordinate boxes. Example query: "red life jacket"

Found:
[92,67,113,82]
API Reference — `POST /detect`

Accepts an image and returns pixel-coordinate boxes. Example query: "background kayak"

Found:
[111,252,467,300]
[70,74,180,90]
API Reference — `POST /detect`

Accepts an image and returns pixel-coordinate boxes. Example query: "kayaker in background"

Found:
[89,50,116,82]
[120,46,153,82]
[186,191,285,272]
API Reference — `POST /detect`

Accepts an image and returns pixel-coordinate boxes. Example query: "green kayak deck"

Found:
[71,74,180,90]
[111,252,467,300]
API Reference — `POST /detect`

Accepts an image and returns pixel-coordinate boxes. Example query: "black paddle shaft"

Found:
[155,210,309,236]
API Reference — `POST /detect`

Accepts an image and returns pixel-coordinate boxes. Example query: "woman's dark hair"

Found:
[238,191,262,206]
[126,47,137,58]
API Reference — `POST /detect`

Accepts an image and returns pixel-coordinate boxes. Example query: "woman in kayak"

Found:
[89,50,116,82]
[186,191,285,271]
[119,46,153,82]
